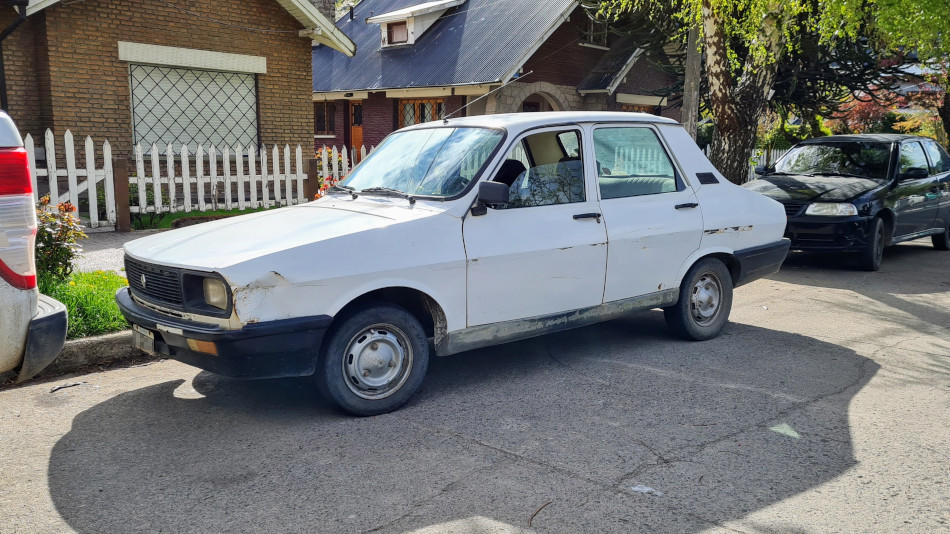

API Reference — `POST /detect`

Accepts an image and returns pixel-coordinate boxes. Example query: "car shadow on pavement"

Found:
[47,313,877,533]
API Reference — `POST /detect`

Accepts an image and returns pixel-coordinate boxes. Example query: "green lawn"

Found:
[42,271,129,339]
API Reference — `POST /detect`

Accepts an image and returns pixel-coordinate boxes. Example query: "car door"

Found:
[591,125,703,301]
[923,139,950,229]
[892,140,939,237]
[462,127,608,326]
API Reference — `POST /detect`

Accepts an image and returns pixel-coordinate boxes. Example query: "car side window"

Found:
[491,129,585,209]
[593,127,680,199]
[923,140,950,173]
[898,142,930,176]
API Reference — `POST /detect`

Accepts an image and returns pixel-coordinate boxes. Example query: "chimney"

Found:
[309,0,337,22]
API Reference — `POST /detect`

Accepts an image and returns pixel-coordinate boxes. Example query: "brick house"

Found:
[0,0,354,157]
[311,0,682,150]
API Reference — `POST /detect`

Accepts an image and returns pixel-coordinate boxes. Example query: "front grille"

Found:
[125,256,183,307]
[783,203,806,217]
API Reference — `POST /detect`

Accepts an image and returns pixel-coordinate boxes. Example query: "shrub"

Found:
[35,196,86,289]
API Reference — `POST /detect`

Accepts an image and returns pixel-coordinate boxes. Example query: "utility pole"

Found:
[681,25,701,141]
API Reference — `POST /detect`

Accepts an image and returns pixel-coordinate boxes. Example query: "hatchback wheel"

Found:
[858,217,884,271]
[317,304,429,416]
[664,257,733,341]
[932,221,950,250]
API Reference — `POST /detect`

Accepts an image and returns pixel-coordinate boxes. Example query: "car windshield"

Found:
[342,127,503,198]
[774,141,892,180]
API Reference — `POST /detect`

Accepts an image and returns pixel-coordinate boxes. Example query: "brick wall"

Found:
[609,58,683,122]
[0,11,53,140]
[3,0,314,158]
[521,8,603,88]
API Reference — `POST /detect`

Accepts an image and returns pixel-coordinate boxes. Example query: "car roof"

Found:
[798,133,924,144]
[401,111,680,132]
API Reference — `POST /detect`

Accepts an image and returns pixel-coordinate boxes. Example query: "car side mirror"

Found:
[754,165,770,176]
[471,181,509,216]
[899,167,928,180]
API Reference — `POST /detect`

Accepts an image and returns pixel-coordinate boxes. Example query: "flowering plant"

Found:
[35,195,86,286]
[314,175,342,200]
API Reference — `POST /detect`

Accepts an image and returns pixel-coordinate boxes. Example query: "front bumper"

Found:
[16,294,68,383]
[784,215,875,252]
[733,239,791,287]
[116,288,332,379]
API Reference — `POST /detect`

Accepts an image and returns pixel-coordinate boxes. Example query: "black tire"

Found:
[316,304,429,416]
[932,221,950,250]
[858,217,884,271]
[664,257,733,341]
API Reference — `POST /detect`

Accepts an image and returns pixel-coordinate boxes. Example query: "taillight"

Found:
[0,146,37,290]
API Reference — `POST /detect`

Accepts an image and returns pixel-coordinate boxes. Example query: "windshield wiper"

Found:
[329,184,358,199]
[359,187,416,205]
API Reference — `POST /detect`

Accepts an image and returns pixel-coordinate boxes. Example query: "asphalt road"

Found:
[1,240,948,533]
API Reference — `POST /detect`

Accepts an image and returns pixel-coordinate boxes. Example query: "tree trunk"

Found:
[700,0,785,184]
[709,113,760,184]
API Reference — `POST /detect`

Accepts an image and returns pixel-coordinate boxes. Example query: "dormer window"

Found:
[367,0,466,48]
[387,21,409,45]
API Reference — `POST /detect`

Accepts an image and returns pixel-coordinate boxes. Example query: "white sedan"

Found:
[117,112,789,415]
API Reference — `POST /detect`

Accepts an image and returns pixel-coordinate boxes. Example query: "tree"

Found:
[601,0,813,183]
[822,0,950,144]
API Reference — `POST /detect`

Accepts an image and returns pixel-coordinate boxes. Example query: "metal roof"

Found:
[576,34,643,94]
[313,0,579,92]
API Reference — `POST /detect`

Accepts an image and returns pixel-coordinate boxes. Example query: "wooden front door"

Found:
[348,100,363,157]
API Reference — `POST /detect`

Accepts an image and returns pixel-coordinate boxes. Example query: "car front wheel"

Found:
[932,220,950,250]
[317,304,429,416]
[859,217,884,271]
[664,257,733,341]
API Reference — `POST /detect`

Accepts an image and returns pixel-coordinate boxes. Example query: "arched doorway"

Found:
[520,92,560,112]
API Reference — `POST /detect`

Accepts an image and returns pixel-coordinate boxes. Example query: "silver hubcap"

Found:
[690,272,722,326]
[342,324,412,400]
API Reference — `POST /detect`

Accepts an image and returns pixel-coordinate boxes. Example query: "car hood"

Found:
[743,174,885,203]
[124,197,447,270]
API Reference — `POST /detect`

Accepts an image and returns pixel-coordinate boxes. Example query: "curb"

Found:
[45,330,153,376]
[1,330,157,387]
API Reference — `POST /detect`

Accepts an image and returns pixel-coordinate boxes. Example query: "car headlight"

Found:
[804,203,858,216]
[203,277,229,310]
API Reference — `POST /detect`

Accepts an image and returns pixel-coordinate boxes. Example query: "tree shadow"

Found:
[773,241,950,390]
[48,313,876,532]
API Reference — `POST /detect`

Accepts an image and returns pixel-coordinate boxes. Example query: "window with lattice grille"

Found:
[129,64,259,153]
[398,99,445,128]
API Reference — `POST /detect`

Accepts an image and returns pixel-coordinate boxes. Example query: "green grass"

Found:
[134,206,271,230]
[42,271,130,339]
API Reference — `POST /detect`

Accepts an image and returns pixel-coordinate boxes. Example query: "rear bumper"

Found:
[17,294,68,383]
[734,239,791,287]
[116,288,331,379]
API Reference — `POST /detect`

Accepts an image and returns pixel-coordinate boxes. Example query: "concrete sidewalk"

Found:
[74,229,166,273]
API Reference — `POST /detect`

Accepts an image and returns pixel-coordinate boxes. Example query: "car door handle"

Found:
[573,212,602,223]
[675,202,699,209]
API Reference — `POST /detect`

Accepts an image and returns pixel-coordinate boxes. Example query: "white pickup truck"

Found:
[0,111,67,382]
[117,112,789,415]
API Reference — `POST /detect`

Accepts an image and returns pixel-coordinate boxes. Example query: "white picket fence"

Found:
[25,130,117,228]
[25,129,377,230]
[127,142,310,216]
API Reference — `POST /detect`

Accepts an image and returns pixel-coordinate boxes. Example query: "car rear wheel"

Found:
[932,221,950,250]
[316,304,429,416]
[664,257,733,341]
[858,217,884,271]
